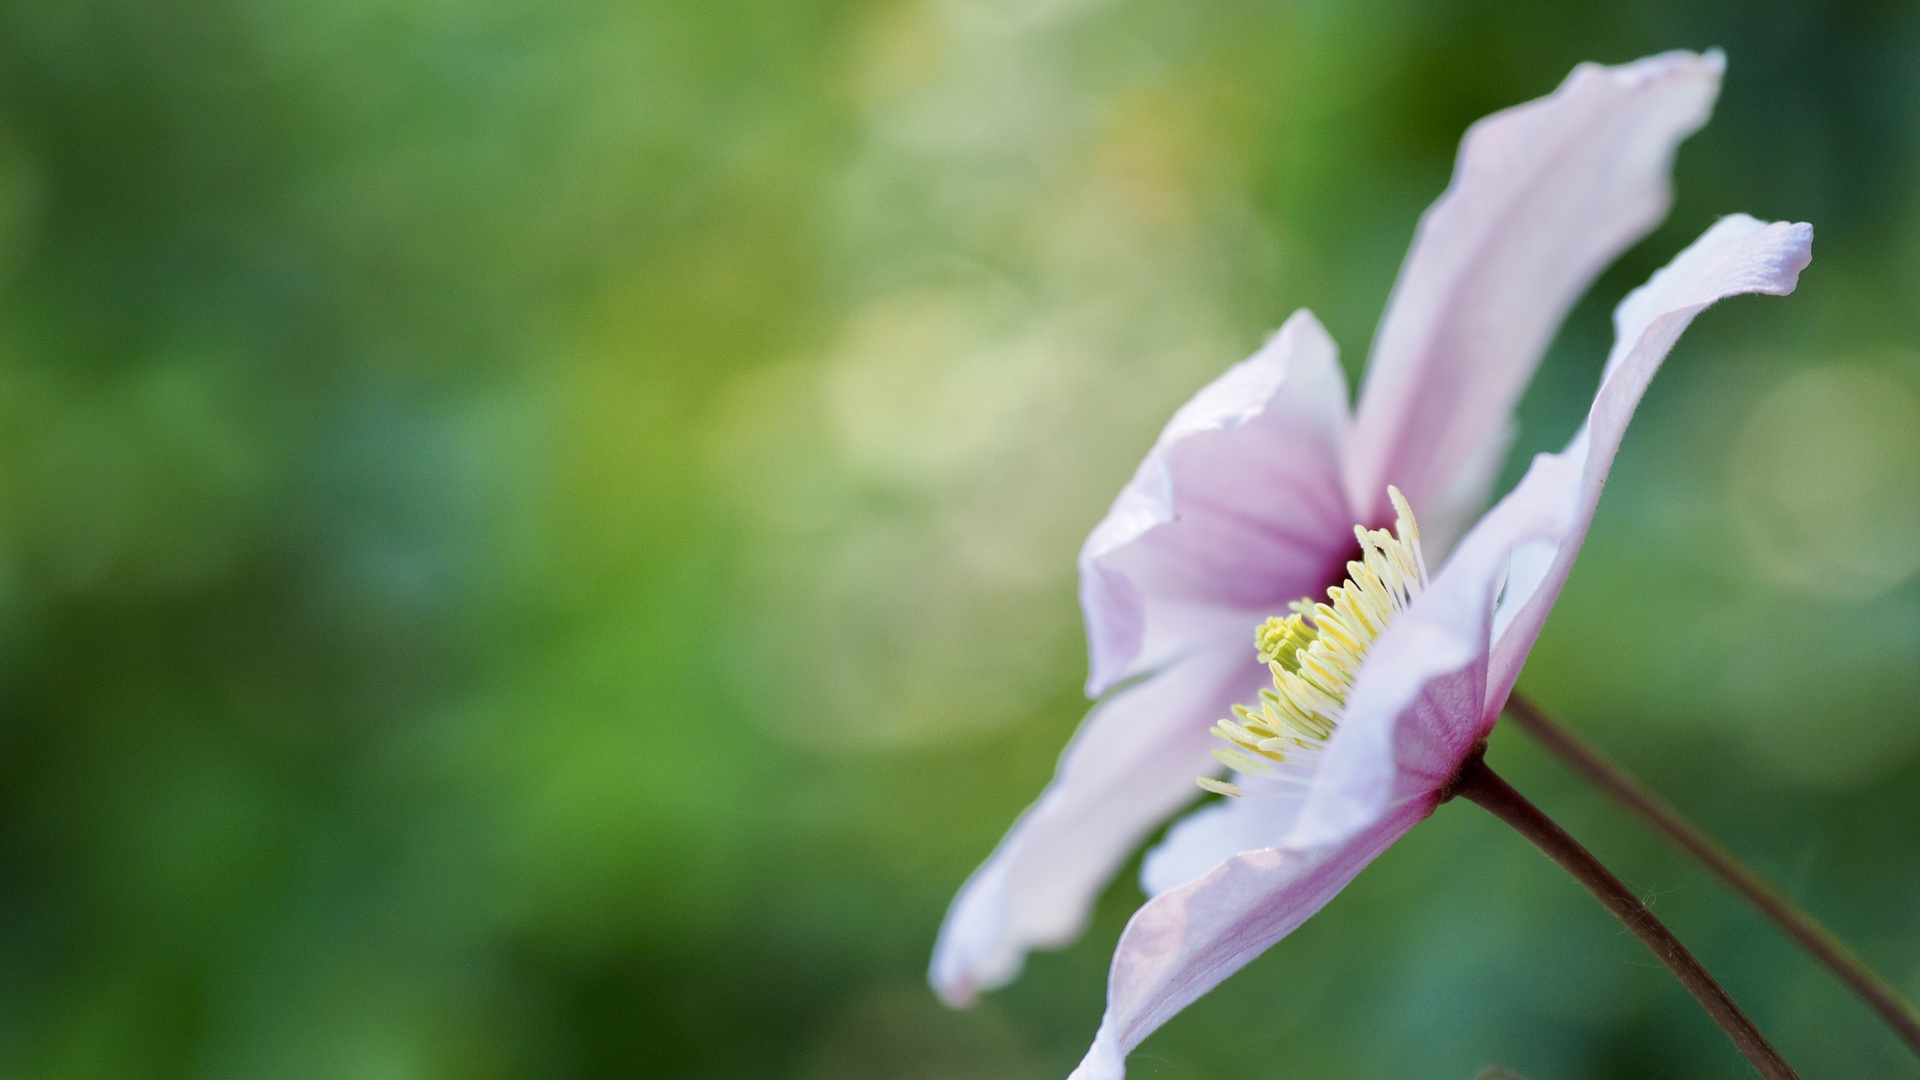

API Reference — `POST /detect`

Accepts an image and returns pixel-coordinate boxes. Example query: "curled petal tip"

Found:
[928,939,1011,1010]
[1624,47,1725,82]
[927,858,1026,1009]
[930,974,978,1011]
[1772,220,1816,287]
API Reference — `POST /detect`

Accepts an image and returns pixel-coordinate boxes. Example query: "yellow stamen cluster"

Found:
[1199,487,1429,798]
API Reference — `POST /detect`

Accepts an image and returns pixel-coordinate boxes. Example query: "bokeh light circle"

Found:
[1729,362,1920,599]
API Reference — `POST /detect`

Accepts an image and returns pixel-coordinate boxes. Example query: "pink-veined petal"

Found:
[1286,452,1581,850]
[1139,646,1477,898]
[1484,214,1814,707]
[929,644,1268,1008]
[1068,799,1434,1080]
[1283,639,1487,851]
[1133,472,1560,891]
[1346,50,1724,551]
[1081,310,1353,697]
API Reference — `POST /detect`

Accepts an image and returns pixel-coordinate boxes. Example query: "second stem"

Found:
[1504,689,1920,1055]
[1452,755,1799,1080]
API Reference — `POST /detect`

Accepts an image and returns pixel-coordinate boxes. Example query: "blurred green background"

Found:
[0,0,1914,1077]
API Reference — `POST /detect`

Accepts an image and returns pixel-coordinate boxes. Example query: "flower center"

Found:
[1199,487,1429,797]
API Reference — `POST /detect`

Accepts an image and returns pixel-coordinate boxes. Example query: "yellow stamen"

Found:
[1197,776,1245,798]
[1197,486,1429,796]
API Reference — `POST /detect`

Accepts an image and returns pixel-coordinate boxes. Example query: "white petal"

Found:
[1139,775,1310,898]
[1483,214,1813,706]
[1346,50,1724,552]
[1482,216,1812,707]
[1080,309,1353,697]
[928,644,1268,1007]
[1067,800,1433,1080]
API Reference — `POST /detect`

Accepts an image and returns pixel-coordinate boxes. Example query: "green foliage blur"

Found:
[0,0,1914,1077]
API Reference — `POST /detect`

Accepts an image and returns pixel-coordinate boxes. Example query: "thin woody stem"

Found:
[1453,755,1800,1080]
[1505,690,1920,1056]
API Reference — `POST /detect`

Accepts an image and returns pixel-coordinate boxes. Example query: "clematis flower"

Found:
[928,49,1811,1074]
[933,48,1728,1006]
[1066,210,1808,1077]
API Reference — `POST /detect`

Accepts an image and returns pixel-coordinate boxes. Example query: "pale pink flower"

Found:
[929,50,1812,1072]
[1068,210,1808,1077]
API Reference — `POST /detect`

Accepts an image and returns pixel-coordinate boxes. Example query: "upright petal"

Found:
[1069,800,1434,1080]
[929,644,1268,1007]
[1081,310,1353,697]
[1484,214,1814,707]
[1346,50,1723,551]
[1295,214,1812,851]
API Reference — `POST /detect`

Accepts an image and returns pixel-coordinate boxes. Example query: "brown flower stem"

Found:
[1505,690,1920,1056]
[1453,755,1800,1080]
